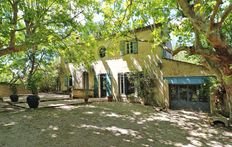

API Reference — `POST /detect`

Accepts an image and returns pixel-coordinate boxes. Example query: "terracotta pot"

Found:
[108,96,113,102]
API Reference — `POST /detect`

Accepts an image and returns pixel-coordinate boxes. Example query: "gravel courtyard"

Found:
[0,96,231,147]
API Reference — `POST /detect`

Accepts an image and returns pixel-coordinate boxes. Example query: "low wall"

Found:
[0,84,30,97]
[72,89,94,98]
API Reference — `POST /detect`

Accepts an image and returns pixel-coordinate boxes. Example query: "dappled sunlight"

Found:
[0,102,231,146]
[49,104,66,107]
[99,111,136,122]
[2,121,17,127]
[48,125,59,131]
[222,131,232,137]
[78,124,142,139]
[137,112,170,124]
[100,111,123,118]
[56,105,78,110]
[186,137,203,147]
[83,111,94,115]
[50,103,97,111]
[122,138,132,143]
[50,133,57,138]
[39,125,60,139]
[132,111,142,116]
[141,143,150,147]
[48,103,79,110]
[189,130,210,139]
[134,109,232,146]
[63,99,82,102]
[131,57,142,71]
[23,115,33,119]
[206,141,224,147]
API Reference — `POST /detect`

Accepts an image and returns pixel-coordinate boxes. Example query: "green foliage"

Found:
[129,71,156,105]
[174,51,203,64]
[0,0,100,64]
[27,75,39,95]
[9,84,17,95]
[0,46,59,93]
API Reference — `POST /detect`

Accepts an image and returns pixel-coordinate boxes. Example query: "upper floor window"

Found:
[120,40,138,56]
[163,49,173,59]
[163,42,173,59]
[99,47,106,58]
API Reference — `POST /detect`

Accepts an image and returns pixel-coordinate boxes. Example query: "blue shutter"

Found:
[120,41,126,56]
[164,76,208,85]
[132,41,138,54]
[94,75,98,97]
[163,49,167,58]
[106,74,112,96]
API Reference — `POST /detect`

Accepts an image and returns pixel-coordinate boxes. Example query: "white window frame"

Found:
[119,73,125,94]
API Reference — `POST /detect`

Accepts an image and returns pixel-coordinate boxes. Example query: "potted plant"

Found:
[107,95,113,102]
[26,76,40,108]
[9,84,19,102]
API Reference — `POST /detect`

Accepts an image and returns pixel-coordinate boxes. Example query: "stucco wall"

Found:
[94,28,213,108]
[63,26,213,106]
[0,84,30,97]
[162,59,212,77]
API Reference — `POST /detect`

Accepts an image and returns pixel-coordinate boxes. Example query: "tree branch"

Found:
[15,27,26,31]
[194,28,202,49]
[219,3,232,26]
[177,0,196,19]
[9,0,19,49]
[171,45,221,62]
[210,0,222,27]
[0,45,26,57]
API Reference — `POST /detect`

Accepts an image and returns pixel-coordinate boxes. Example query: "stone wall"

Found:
[0,84,30,97]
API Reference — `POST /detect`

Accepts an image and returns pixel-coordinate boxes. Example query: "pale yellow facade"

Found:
[61,25,213,111]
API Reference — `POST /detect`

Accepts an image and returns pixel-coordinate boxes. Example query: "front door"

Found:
[100,74,107,97]
[83,72,89,97]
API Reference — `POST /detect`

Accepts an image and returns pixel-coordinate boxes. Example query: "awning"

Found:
[164,76,208,85]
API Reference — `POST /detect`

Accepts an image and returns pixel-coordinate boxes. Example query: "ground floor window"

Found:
[64,75,72,87]
[169,84,209,102]
[118,73,134,95]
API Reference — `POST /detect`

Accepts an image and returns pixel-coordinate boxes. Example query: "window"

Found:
[83,72,89,90]
[99,47,106,58]
[169,84,209,102]
[120,40,138,55]
[179,85,188,101]
[163,49,173,59]
[169,85,178,100]
[126,41,134,54]
[118,73,134,95]
[69,76,73,87]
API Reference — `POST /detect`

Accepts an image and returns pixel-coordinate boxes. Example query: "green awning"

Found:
[164,76,208,85]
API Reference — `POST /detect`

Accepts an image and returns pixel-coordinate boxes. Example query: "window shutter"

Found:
[118,74,121,94]
[69,76,73,87]
[132,41,138,54]
[64,76,68,87]
[120,41,125,56]
[125,75,129,95]
[106,74,112,96]
[94,75,98,97]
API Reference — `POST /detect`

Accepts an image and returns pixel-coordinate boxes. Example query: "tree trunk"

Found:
[225,82,232,123]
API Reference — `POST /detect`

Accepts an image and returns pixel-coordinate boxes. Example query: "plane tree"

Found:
[0,0,99,95]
